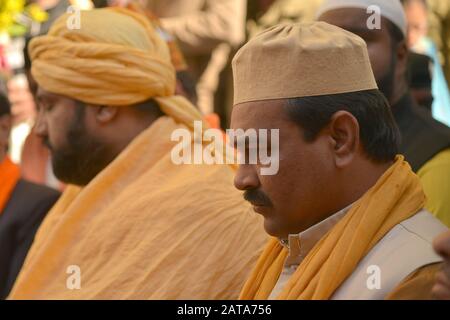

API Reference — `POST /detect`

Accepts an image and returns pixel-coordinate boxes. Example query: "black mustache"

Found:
[243,189,273,207]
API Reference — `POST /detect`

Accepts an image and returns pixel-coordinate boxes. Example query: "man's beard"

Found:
[376,52,397,104]
[45,105,112,186]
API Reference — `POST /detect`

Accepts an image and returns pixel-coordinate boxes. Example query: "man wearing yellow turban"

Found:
[231,22,448,300]
[8,8,267,299]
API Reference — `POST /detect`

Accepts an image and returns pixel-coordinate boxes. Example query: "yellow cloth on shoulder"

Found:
[239,156,426,300]
[417,148,450,227]
[9,116,266,299]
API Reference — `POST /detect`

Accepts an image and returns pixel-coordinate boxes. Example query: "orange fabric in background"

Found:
[0,157,21,214]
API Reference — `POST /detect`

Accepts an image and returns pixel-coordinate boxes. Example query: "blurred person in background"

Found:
[246,0,323,39]
[403,0,450,127]
[143,0,247,124]
[0,93,60,299]
[318,0,450,227]
[408,52,434,112]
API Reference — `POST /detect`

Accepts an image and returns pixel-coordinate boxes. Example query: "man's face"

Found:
[35,86,109,186]
[230,100,336,239]
[404,1,428,48]
[319,8,397,102]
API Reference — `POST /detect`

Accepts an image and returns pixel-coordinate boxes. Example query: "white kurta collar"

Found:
[280,204,353,267]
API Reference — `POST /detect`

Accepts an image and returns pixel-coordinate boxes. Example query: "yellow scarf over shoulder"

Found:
[240,156,426,300]
[9,8,267,299]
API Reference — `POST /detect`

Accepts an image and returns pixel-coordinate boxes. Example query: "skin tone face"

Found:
[0,114,11,163]
[230,99,390,240]
[34,86,106,186]
[404,0,428,48]
[34,86,158,186]
[319,8,409,106]
[35,87,154,186]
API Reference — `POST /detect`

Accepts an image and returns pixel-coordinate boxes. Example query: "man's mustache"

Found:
[243,189,273,207]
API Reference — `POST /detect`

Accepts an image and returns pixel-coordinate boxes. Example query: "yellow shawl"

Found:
[9,116,266,299]
[239,156,426,300]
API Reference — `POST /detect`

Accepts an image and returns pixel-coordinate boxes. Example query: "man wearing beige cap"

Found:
[317,0,450,228]
[231,21,448,300]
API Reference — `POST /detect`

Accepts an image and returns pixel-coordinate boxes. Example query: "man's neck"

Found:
[318,159,394,230]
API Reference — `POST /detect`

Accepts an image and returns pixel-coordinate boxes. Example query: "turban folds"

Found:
[29,8,202,129]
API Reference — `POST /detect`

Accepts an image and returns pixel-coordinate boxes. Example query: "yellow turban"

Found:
[29,7,202,129]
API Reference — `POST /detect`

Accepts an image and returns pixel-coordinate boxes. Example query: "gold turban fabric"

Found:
[232,22,378,105]
[29,7,201,129]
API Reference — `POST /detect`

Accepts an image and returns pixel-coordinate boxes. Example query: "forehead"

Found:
[36,85,79,107]
[230,99,292,130]
[318,7,390,36]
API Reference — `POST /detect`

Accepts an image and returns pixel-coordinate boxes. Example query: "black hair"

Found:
[0,94,11,117]
[131,98,164,118]
[285,89,400,163]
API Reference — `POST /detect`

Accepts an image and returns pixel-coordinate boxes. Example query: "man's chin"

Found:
[263,218,287,239]
[52,160,90,186]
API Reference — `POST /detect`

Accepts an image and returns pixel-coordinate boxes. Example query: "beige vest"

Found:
[332,209,447,299]
[270,209,448,299]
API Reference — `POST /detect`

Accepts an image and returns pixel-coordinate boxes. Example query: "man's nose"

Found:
[234,164,260,191]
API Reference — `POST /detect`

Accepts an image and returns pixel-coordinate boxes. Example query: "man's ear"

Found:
[93,105,119,124]
[327,111,360,168]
